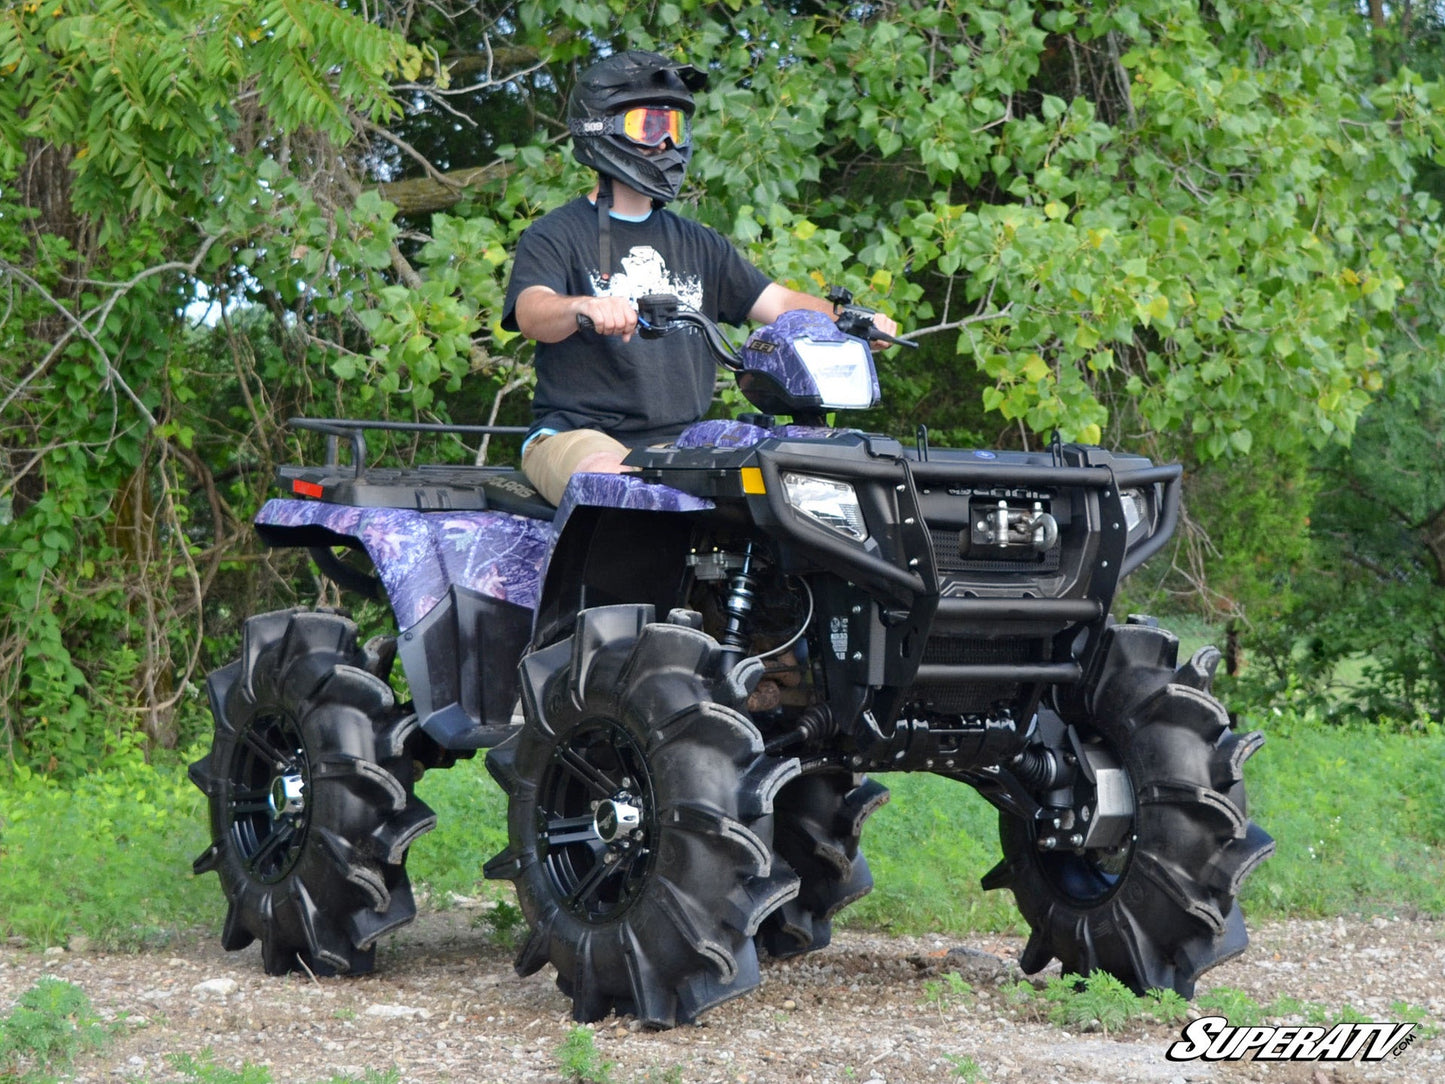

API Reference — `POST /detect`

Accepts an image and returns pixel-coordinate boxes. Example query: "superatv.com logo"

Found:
[1166,1016,1417,1062]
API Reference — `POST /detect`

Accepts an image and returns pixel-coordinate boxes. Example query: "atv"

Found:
[189,290,1273,1027]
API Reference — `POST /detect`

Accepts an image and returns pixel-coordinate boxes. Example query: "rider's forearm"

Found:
[749,283,834,324]
[514,287,589,343]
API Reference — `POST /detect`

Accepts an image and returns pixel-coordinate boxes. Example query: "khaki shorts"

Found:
[521,428,632,506]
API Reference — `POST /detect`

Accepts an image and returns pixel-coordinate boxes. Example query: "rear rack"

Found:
[288,417,530,479]
[278,418,551,519]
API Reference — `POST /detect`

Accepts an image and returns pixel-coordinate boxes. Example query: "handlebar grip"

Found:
[575,312,596,332]
[872,327,919,350]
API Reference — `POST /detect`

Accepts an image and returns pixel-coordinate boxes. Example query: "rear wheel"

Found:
[484,605,801,1026]
[758,769,889,958]
[189,610,435,976]
[984,622,1274,996]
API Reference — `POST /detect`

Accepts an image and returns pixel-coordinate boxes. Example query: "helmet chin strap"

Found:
[596,174,614,287]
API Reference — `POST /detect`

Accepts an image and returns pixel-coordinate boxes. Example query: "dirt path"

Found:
[2,910,1441,1084]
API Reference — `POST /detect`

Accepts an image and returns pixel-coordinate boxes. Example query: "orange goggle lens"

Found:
[619,107,688,147]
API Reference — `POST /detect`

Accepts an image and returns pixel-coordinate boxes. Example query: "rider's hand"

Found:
[869,312,900,351]
[577,296,639,342]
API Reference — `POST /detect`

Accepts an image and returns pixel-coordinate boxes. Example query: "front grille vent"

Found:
[929,528,1061,573]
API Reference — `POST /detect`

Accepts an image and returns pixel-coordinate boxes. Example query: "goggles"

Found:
[614,106,690,148]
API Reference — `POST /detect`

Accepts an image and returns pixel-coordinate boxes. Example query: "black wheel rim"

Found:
[227,712,310,884]
[1036,837,1134,906]
[537,720,656,923]
[1032,766,1137,908]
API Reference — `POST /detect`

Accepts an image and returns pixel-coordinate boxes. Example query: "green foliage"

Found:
[841,772,1022,935]
[1263,994,1332,1024]
[5,0,1445,773]
[1005,974,1425,1040]
[1390,1000,1442,1040]
[165,1053,274,1084]
[1145,447,1318,624]
[1195,986,1266,1027]
[1144,988,1191,1025]
[477,898,527,949]
[1229,366,1445,724]
[0,711,1440,958]
[678,0,1437,457]
[555,1026,616,1084]
[407,756,509,901]
[0,978,111,1080]
[1018,973,1231,1034]
[0,0,414,219]
[1029,973,1147,1034]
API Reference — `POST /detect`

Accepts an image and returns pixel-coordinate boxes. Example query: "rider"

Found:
[501,49,897,505]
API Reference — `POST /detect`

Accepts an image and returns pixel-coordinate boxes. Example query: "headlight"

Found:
[782,472,869,541]
[1119,487,1153,543]
[792,337,876,409]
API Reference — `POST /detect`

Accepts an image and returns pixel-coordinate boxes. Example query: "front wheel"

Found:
[984,623,1274,996]
[484,606,801,1027]
[189,610,435,976]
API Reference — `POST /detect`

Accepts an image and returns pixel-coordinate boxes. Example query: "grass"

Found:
[0,755,215,949]
[1234,713,1445,918]
[407,757,508,903]
[164,1056,400,1084]
[0,710,1443,953]
[998,972,1431,1038]
[0,978,402,1084]
[920,971,974,1015]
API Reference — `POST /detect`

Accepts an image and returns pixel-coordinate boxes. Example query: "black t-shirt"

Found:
[501,197,771,446]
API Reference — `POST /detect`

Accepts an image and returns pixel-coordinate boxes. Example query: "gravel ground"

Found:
[2,909,1440,1084]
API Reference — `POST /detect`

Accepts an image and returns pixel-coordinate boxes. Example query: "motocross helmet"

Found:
[568,50,708,205]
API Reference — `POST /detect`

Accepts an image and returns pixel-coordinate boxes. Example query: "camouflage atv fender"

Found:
[255,499,551,750]
[255,499,553,629]
[254,475,713,750]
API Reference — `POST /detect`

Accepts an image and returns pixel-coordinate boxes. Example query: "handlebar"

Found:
[576,296,742,370]
[576,290,915,359]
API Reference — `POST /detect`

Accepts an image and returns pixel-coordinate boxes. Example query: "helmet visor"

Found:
[617,106,690,148]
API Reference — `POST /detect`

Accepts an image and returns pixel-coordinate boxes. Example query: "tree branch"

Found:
[373,160,516,216]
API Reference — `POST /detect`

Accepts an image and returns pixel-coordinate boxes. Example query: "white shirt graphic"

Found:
[590,245,704,309]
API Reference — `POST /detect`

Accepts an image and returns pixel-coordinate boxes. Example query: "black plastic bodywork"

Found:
[257,419,1179,767]
[397,585,535,748]
[618,431,1179,771]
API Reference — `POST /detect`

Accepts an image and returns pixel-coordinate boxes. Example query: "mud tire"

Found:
[757,770,889,958]
[484,605,801,1027]
[189,610,436,976]
[985,622,1274,996]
